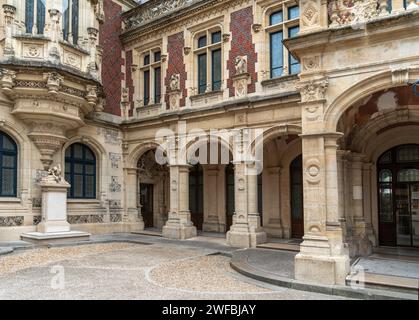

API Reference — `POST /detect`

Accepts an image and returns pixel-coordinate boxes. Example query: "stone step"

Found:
[257,242,300,252]
[346,271,419,295]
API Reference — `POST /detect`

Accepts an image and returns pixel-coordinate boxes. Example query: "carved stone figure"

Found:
[235,56,248,75]
[170,74,180,91]
[43,164,63,183]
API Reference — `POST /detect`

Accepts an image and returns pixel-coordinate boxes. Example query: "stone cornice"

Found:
[121,0,252,46]
[283,10,419,60]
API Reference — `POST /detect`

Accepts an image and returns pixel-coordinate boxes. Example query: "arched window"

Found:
[65,143,96,199]
[63,0,79,45]
[25,0,46,34]
[0,131,17,197]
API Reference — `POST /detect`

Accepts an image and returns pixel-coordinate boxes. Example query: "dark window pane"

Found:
[379,184,393,222]
[270,31,283,78]
[74,163,83,174]
[73,144,83,159]
[25,0,34,33]
[288,6,299,20]
[198,53,207,94]
[211,31,221,44]
[85,148,94,161]
[288,26,300,75]
[85,164,95,175]
[2,135,16,151]
[211,49,221,91]
[226,164,235,216]
[270,10,283,25]
[154,51,161,63]
[144,54,150,66]
[65,143,96,199]
[198,35,207,48]
[379,169,392,182]
[37,0,46,34]
[71,0,78,44]
[397,146,419,162]
[63,0,70,41]
[379,151,392,164]
[85,176,95,198]
[144,70,150,105]
[1,169,15,195]
[65,147,71,158]
[2,155,15,168]
[154,67,161,103]
[73,175,83,198]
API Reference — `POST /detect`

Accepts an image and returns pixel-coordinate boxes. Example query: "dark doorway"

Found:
[140,183,154,228]
[378,145,419,247]
[290,154,304,238]
[225,163,235,231]
[189,164,204,230]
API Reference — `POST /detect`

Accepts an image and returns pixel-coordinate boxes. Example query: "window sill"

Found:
[67,199,101,204]
[136,103,162,110]
[0,197,21,203]
[190,90,223,101]
[58,40,90,55]
[261,74,299,87]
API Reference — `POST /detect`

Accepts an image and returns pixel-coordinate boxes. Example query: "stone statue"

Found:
[170,74,180,91]
[43,164,63,183]
[235,56,247,75]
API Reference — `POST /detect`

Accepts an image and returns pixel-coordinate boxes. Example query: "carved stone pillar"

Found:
[263,166,283,237]
[162,164,197,239]
[226,161,267,248]
[87,27,99,76]
[350,153,372,256]
[203,166,221,232]
[2,4,16,56]
[362,161,376,246]
[125,168,144,232]
[295,78,349,286]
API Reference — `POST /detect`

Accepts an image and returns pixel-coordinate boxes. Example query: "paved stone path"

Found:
[0,241,347,300]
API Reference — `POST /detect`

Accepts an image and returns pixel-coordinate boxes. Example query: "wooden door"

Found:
[291,155,304,238]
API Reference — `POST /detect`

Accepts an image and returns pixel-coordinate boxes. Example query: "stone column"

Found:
[362,161,376,246]
[203,165,221,232]
[264,166,282,237]
[226,161,267,248]
[162,164,197,239]
[295,78,349,285]
[350,153,372,255]
[124,168,144,232]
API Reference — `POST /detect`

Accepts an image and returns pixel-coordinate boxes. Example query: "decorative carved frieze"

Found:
[109,152,121,169]
[0,216,24,227]
[110,214,122,223]
[124,0,195,31]
[328,0,383,27]
[68,214,105,224]
[110,176,121,193]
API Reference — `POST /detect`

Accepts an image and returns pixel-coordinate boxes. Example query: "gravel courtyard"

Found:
[0,242,346,300]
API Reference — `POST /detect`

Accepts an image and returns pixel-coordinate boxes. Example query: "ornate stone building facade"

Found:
[0,0,418,285]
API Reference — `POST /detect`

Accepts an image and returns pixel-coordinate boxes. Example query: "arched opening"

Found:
[377,145,419,247]
[137,149,169,229]
[290,154,303,238]
[65,143,96,199]
[0,131,18,197]
[189,164,204,230]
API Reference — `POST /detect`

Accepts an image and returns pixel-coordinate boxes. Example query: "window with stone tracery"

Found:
[0,131,17,198]
[194,28,222,94]
[266,3,300,78]
[62,0,79,45]
[25,0,46,34]
[140,49,162,106]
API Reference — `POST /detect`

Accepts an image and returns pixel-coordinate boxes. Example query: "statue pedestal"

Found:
[21,177,90,244]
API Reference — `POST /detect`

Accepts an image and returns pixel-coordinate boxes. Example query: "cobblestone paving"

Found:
[0,243,347,300]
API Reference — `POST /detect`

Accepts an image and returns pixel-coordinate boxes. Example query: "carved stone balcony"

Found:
[328,0,418,28]
[123,0,196,31]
